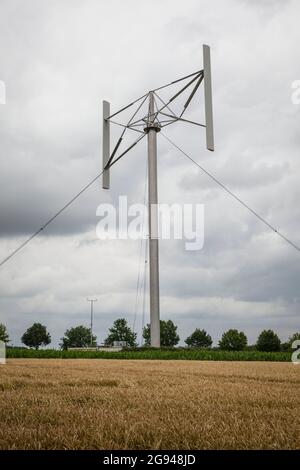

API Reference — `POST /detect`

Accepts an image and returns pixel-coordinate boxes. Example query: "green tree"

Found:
[185,328,212,348]
[219,329,247,351]
[60,325,97,350]
[280,342,291,352]
[0,324,9,344]
[21,323,51,350]
[256,330,281,352]
[289,332,300,348]
[143,320,180,347]
[104,318,137,347]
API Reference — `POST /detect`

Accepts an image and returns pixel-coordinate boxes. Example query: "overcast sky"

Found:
[0,0,299,347]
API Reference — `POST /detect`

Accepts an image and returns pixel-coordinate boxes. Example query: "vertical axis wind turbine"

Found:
[102,45,214,347]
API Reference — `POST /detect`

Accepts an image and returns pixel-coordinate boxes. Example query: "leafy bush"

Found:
[0,324,9,343]
[60,325,97,349]
[143,320,180,347]
[104,318,137,347]
[280,342,291,352]
[21,323,51,350]
[289,332,300,348]
[256,330,281,352]
[219,329,247,351]
[185,329,212,348]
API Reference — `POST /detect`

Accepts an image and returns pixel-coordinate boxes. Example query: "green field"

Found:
[6,347,291,361]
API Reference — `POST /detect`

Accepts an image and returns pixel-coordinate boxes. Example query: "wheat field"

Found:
[0,359,299,449]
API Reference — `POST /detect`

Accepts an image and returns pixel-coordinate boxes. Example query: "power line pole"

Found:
[145,92,160,347]
[87,298,97,347]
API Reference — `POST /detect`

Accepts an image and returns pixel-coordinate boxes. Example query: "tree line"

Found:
[0,320,299,352]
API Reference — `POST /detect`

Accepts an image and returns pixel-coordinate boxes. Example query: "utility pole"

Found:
[145,92,160,347]
[87,298,97,347]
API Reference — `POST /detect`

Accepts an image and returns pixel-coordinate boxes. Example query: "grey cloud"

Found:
[0,0,299,347]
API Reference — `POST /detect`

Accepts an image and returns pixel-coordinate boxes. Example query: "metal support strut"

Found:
[145,92,161,347]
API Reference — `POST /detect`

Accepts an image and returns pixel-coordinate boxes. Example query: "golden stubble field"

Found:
[0,359,299,450]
